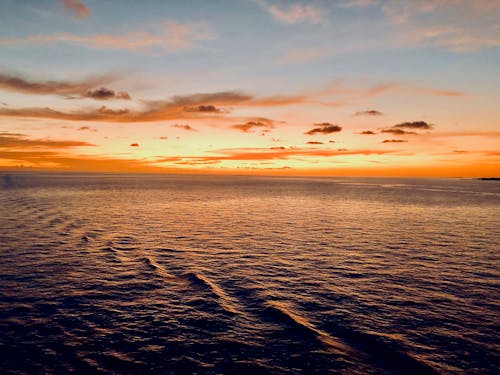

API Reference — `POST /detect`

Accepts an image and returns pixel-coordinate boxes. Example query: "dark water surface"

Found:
[1,173,499,374]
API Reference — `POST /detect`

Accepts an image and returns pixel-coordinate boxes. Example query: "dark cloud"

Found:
[167,92,252,106]
[0,133,94,148]
[84,87,130,100]
[159,136,168,140]
[382,139,408,143]
[171,124,197,131]
[231,119,275,133]
[393,121,433,130]
[97,106,130,115]
[130,143,139,147]
[0,72,119,98]
[0,88,312,123]
[77,126,97,132]
[184,104,226,113]
[381,128,417,135]
[270,146,286,150]
[306,141,324,145]
[354,110,383,116]
[305,123,342,135]
[60,0,91,19]
[360,130,376,135]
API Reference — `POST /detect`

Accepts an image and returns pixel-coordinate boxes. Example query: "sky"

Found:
[0,0,499,176]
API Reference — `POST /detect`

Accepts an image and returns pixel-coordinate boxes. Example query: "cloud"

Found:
[0,91,250,123]
[171,124,197,131]
[360,130,376,135]
[338,0,376,8]
[155,147,394,163]
[0,80,463,124]
[382,139,408,143]
[305,123,342,135]
[383,1,500,51]
[306,141,324,145]
[231,118,276,133]
[354,110,383,116]
[130,143,139,147]
[0,72,121,98]
[0,149,175,172]
[393,121,433,130]
[84,88,131,100]
[159,136,168,140]
[77,126,97,132]
[381,128,417,135]
[0,21,214,52]
[0,133,94,148]
[259,1,325,24]
[60,0,90,19]
[184,104,226,113]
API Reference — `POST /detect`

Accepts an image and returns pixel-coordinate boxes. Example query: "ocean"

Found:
[0,173,498,374]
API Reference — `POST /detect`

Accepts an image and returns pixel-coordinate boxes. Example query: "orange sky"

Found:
[0,0,499,177]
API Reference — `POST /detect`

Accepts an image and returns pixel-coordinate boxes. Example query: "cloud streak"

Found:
[60,0,91,19]
[0,21,214,52]
[393,121,433,130]
[381,128,417,135]
[0,72,125,98]
[0,133,94,148]
[259,1,325,24]
[382,139,408,143]
[156,147,394,163]
[354,110,383,116]
[171,124,197,131]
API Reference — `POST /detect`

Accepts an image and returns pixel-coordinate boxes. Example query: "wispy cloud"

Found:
[0,132,94,148]
[171,124,197,131]
[383,0,500,51]
[0,79,464,123]
[381,128,417,135]
[354,110,383,116]
[60,0,91,19]
[258,1,325,24]
[0,72,126,99]
[0,91,248,123]
[155,147,394,163]
[0,21,214,52]
[0,149,173,172]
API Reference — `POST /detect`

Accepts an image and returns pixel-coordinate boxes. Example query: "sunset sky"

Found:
[0,0,499,176]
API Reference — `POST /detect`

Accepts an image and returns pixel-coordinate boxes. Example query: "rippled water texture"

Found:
[1,173,499,374]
